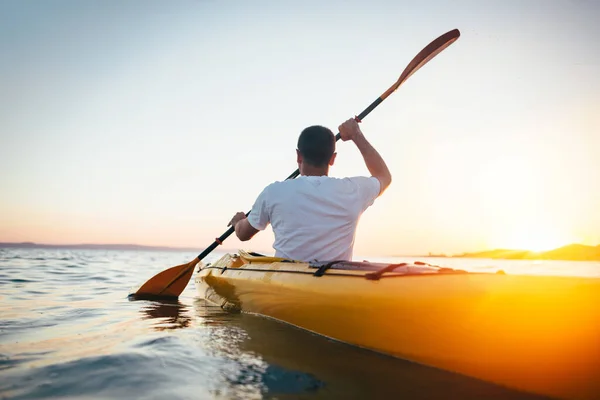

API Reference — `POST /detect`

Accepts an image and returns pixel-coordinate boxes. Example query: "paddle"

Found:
[132,28,461,299]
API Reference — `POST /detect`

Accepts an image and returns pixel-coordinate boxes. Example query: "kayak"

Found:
[194,251,600,400]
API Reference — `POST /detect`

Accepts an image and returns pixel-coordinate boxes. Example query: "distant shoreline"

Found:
[0,242,210,253]
[2,242,599,262]
[412,243,600,262]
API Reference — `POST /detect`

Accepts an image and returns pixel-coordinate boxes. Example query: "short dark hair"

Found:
[297,125,335,167]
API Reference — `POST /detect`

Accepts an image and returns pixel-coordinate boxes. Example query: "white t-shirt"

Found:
[247,175,380,261]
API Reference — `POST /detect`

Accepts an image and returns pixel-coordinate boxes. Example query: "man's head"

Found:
[296,126,336,173]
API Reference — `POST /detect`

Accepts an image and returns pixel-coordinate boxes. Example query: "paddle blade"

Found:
[382,29,460,99]
[132,258,199,299]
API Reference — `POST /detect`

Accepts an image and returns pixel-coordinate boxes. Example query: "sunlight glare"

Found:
[476,154,577,252]
[490,226,574,252]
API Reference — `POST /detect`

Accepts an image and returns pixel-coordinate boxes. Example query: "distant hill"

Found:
[0,242,204,253]
[539,244,600,261]
[455,244,600,261]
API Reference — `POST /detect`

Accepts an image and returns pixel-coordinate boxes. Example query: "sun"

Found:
[514,237,567,253]
[492,229,572,252]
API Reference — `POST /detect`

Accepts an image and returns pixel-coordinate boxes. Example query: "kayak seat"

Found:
[238,250,300,264]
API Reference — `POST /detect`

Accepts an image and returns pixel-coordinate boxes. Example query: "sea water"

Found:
[1,247,598,399]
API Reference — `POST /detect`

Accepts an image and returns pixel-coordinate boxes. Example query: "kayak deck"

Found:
[194,251,600,400]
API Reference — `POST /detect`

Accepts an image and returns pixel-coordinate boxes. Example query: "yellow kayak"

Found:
[194,251,600,400]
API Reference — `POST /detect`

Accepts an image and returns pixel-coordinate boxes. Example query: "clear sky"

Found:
[1,0,599,256]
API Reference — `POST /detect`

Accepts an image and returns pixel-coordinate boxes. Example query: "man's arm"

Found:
[228,212,259,241]
[339,119,392,194]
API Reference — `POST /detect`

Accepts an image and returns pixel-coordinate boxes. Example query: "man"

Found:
[228,118,392,261]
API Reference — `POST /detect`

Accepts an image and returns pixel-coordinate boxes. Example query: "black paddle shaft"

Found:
[194,96,384,262]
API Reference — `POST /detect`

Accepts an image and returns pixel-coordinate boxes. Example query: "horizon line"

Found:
[0,240,598,258]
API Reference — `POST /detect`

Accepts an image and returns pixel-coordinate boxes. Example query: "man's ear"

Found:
[329,152,337,166]
[296,149,303,164]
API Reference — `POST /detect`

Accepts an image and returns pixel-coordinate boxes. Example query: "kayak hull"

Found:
[194,252,600,400]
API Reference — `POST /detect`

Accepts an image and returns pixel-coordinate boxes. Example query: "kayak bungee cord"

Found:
[132,28,461,299]
[200,262,468,280]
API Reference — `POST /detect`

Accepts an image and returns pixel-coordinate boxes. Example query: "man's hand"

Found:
[228,211,259,241]
[338,118,363,142]
[228,212,246,227]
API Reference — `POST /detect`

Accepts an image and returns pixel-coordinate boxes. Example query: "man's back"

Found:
[248,175,380,261]
[228,119,391,262]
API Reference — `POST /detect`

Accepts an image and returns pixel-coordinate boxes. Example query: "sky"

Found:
[1,0,599,256]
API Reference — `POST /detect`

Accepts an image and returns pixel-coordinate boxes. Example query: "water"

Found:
[1,248,598,399]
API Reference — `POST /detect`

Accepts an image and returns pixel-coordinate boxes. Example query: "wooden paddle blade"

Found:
[133,258,199,299]
[382,29,460,99]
